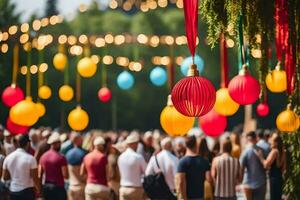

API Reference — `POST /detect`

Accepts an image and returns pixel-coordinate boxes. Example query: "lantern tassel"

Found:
[12,44,19,86]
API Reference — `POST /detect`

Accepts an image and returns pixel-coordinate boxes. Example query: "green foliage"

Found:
[0,0,20,28]
[45,0,58,17]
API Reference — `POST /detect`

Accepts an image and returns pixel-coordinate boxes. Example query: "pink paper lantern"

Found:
[98,87,112,102]
[6,117,29,135]
[2,85,24,107]
[228,68,260,105]
[171,76,216,117]
[256,103,270,117]
[199,109,227,137]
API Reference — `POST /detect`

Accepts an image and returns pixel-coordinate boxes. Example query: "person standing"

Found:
[137,131,155,163]
[145,137,179,192]
[240,131,266,200]
[211,138,241,200]
[3,130,15,155]
[34,129,51,162]
[66,133,87,200]
[176,135,211,200]
[2,134,40,200]
[118,134,147,200]
[81,136,110,200]
[256,133,286,200]
[256,129,271,158]
[39,132,68,200]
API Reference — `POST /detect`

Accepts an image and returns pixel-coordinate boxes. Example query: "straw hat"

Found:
[47,132,61,144]
[125,134,140,144]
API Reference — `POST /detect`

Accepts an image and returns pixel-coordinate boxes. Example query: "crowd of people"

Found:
[0,125,286,200]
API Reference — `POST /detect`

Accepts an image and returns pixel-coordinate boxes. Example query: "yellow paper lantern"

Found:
[38,85,52,100]
[77,57,97,78]
[59,85,74,102]
[9,97,39,126]
[265,66,287,93]
[36,102,46,117]
[53,53,67,71]
[214,88,239,116]
[160,95,195,137]
[68,106,89,131]
[276,106,299,132]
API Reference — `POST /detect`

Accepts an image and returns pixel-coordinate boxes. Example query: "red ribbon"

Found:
[285,44,295,95]
[220,34,229,87]
[183,0,198,58]
[275,0,289,62]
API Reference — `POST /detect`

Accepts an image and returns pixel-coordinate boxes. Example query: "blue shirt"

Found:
[240,145,266,189]
[256,139,270,158]
[65,147,87,166]
[177,156,210,199]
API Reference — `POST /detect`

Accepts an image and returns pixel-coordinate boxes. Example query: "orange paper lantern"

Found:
[276,106,299,132]
[214,88,239,116]
[265,65,287,93]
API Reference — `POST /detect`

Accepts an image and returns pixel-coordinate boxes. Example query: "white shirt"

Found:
[4,141,15,155]
[145,150,179,190]
[3,148,37,192]
[118,148,147,187]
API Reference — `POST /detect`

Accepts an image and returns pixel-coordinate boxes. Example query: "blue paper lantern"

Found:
[117,71,134,90]
[150,67,167,86]
[180,55,204,76]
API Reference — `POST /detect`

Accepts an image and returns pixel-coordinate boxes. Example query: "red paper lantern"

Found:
[171,66,216,117]
[199,109,227,137]
[6,117,29,135]
[98,87,112,102]
[256,103,270,117]
[228,67,260,105]
[2,85,24,107]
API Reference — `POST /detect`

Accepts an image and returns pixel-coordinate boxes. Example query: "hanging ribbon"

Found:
[12,44,19,86]
[285,44,296,95]
[238,15,246,67]
[220,34,229,87]
[183,0,198,59]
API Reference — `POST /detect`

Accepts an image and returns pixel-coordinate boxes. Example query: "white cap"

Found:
[60,133,68,142]
[93,136,105,146]
[42,130,51,138]
[4,129,11,137]
[160,137,172,147]
[125,134,140,144]
[47,132,61,144]
[144,131,153,139]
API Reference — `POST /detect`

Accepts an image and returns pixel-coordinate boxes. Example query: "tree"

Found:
[0,0,20,28]
[45,0,58,17]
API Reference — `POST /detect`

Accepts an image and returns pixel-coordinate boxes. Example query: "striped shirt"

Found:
[214,155,239,198]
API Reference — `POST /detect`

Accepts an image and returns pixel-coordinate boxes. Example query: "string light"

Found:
[58,35,68,44]
[1,43,8,53]
[104,34,114,44]
[114,35,126,45]
[95,37,106,47]
[103,55,114,65]
[226,38,235,48]
[20,23,29,33]
[8,25,18,35]
[79,34,88,44]
[39,63,48,72]
[91,55,100,64]
[30,65,38,74]
[20,66,27,75]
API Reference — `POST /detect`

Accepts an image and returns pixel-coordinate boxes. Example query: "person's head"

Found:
[47,132,61,151]
[93,136,105,152]
[41,129,51,140]
[72,133,83,147]
[143,131,153,147]
[256,129,264,140]
[198,137,210,158]
[160,137,172,151]
[174,137,186,157]
[212,140,220,156]
[16,134,31,150]
[0,125,4,142]
[29,129,39,144]
[4,130,12,142]
[246,131,257,144]
[185,135,197,152]
[125,134,140,151]
[221,138,232,154]
[104,136,112,153]
[270,133,283,152]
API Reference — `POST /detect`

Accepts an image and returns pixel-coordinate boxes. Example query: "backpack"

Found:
[142,155,177,200]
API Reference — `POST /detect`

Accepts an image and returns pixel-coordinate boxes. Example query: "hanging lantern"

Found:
[214,88,239,116]
[36,102,46,117]
[150,67,167,86]
[77,57,97,78]
[59,85,74,102]
[98,87,112,102]
[1,84,24,107]
[199,109,227,137]
[180,55,204,76]
[171,64,216,117]
[6,117,29,135]
[160,95,194,137]
[256,103,270,117]
[9,97,39,126]
[276,105,299,132]
[265,65,287,93]
[38,85,52,100]
[117,71,135,90]
[53,53,67,71]
[228,65,260,105]
[68,106,89,131]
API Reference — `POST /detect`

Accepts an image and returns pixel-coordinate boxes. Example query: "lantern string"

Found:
[38,49,44,88]
[220,33,229,88]
[167,45,175,92]
[26,49,31,97]
[83,45,91,57]
[183,0,198,58]
[76,57,81,103]
[58,44,65,54]
[12,44,19,86]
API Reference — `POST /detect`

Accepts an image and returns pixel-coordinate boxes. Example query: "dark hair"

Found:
[185,135,197,149]
[222,138,232,153]
[273,134,283,157]
[232,124,243,135]
[16,135,30,148]
[199,137,210,158]
[246,131,256,140]
[256,129,264,139]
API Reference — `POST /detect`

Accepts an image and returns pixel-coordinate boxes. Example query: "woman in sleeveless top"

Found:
[211,138,241,200]
[256,133,286,200]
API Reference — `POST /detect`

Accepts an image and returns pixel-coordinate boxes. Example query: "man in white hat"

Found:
[39,132,68,200]
[3,129,15,155]
[118,134,147,200]
[81,136,110,200]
